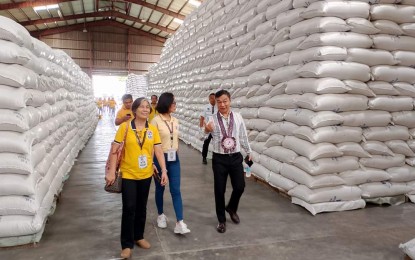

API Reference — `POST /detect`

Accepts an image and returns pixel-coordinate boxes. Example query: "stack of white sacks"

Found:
[148,0,415,214]
[0,16,97,246]
[126,73,148,98]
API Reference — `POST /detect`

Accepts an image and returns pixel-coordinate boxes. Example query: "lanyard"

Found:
[212,106,214,114]
[131,120,148,150]
[162,117,174,148]
[217,112,234,138]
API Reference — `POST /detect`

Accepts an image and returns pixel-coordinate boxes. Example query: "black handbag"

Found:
[105,124,129,193]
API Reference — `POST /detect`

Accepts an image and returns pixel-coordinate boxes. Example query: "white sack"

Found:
[276,8,305,30]
[399,238,415,260]
[265,94,299,109]
[336,142,371,158]
[256,53,290,71]
[401,23,415,37]
[257,107,285,122]
[367,81,399,96]
[372,34,415,51]
[393,82,415,98]
[0,131,33,154]
[0,39,31,65]
[293,156,359,176]
[245,119,271,131]
[373,20,404,35]
[346,18,380,34]
[240,107,258,119]
[280,163,345,188]
[266,0,293,20]
[268,172,298,191]
[274,37,306,56]
[0,85,32,110]
[392,111,415,128]
[247,70,272,86]
[250,46,274,61]
[282,136,343,160]
[260,154,283,173]
[265,134,284,147]
[289,17,350,39]
[385,140,415,157]
[255,132,270,142]
[293,126,362,144]
[393,51,415,67]
[301,1,370,19]
[346,48,396,66]
[343,80,376,97]
[298,32,373,49]
[284,78,350,95]
[370,5,415,24]
[283,108,344,128]
[360,154,406,169]
[360,182,412,198]
[297,61,371,82]
[0,63,38,89]
[0,153,33,174]
[294,93,368,112]
[371,66,415,84]
[289,46,347,65]
[339,168,390,185]
[362,126,410,141]
[251,163,271,181]
[369,96,413,112]
[263,146,298,164]
[291,197,366,215]
[0,109,31,132]
[387,166,415,182]
[288,185,362,203]
[362,141,395,156]
[269,65,300,85]
[266,121,299,136]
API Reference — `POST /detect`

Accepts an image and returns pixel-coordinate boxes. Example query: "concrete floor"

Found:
[1,116,415,260]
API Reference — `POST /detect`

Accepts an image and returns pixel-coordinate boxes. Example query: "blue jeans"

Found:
[154,152,183,221]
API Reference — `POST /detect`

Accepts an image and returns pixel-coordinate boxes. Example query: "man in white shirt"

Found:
[204,90,252,234]
[199,93,216,164]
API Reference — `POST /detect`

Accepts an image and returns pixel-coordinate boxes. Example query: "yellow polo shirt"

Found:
[149,104,158,122]
[116,105,133,121]
[150,115,179,152]
[109,100,116,108]
[115,121,161,180]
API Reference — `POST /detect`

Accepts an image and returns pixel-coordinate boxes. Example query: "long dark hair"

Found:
[156,92,174,114]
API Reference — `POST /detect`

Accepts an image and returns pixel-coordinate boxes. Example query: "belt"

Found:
[213,152,240,157]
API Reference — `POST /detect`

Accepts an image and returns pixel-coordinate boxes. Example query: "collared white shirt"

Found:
[210,110,252,155]
[201,103,217,123]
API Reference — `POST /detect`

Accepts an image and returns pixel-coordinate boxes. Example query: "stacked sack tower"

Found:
[148,0,415,214]
[126,73,148,98]
[0,17,97,246]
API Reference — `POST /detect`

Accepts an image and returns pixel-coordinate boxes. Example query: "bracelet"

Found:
[161,169,168,173]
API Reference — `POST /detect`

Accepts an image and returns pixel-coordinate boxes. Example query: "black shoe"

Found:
[225,207,240,224]
[202,157,207,164]
[217,222,226,233]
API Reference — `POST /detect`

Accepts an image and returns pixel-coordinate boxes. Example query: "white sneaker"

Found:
[157,214,168,228]
[174,220,191,234]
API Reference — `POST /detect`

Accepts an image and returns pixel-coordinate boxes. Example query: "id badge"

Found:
[138,155,148,169]
[167,149,176,162]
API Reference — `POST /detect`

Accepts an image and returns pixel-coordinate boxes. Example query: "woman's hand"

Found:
[160,172,168,186]
[105,172,116,186]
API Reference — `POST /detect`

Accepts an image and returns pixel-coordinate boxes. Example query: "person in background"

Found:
[96,97,104,117]
[115,94,133,126]
[151,92,191,235]
[105,97,168,259]
[103,97,109,114]
[204,89,252,234]
[109,97,117,117]
[200,93,216,165]
[149,95,158,122]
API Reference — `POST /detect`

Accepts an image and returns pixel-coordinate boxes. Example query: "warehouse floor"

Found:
[1,116,415,260]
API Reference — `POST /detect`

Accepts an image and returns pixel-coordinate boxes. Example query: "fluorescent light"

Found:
[173,18,183,24]
[188,0,201,7]
[34,4,59,11]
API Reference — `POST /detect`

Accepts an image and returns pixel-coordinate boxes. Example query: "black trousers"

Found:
[202,133,213,159]
[121,177,152,249]
[212,152,245,223]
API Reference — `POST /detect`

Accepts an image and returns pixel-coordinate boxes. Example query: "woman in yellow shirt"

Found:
[151,92,191,235]
[106,97,168,259]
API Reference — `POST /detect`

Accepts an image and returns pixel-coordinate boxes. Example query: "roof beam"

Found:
[126,0,185,20]
[19,10,175,34]
[0,0,185,20]
[0,0,71,10]
[31,20,166,43]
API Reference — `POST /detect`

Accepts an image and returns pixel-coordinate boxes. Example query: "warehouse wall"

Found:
[40,27,163,76]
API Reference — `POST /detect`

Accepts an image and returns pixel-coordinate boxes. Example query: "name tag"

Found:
[167,149,176,162]
[138,155,148,169]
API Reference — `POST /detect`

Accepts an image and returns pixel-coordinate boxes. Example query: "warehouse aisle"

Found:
[1,116,415,260]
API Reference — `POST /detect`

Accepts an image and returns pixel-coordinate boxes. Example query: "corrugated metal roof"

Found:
[0,0,203,42]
